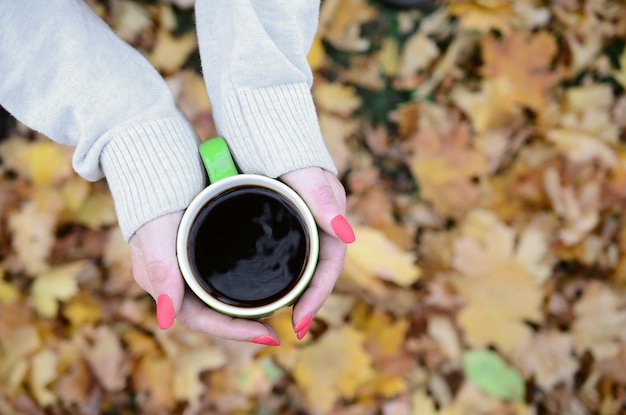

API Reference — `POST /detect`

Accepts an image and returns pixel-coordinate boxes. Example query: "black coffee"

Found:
[188,186,309,307]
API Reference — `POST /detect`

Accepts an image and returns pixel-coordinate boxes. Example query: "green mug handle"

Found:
[199,137,239,183]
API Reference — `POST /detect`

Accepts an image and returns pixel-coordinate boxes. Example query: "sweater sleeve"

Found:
[0,0,206,241]
[195,0,337,178]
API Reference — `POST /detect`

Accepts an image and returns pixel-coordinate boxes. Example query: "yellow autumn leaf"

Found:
[293,326,374,414]
[133,355,175,410]
[31,261,89,318]
[363,310,409,359]
[308,34,325,71]
[173,346,227,405]
[147,30,197,74]
[344,226,421,292]
[29,349,59,407]
[319,0,377,52]
[399,31,439,78]
[448,1,514,35]
[62,292,103,328]
[452,210,545,353]
[72,191,118,229]
[314,83,362,116]
[23,141,73,186]
[0,268,20,304]
[376,37,400,77]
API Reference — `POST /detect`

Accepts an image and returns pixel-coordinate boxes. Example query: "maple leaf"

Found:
[172,345,227,405]
[512,330,579,391]
[572,281,626,360]
[314,83,363,117]
[82,326,130,392]
[481,30,560,112]
[343,226,421,294]
[293,326,375,413]
[408,123,489,218]
[452,210,546,353]
[398,31,439,79]
[456,30,561,133]
[31,261,90,318]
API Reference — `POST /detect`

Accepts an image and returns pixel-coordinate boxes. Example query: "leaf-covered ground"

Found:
[2,0,626,414]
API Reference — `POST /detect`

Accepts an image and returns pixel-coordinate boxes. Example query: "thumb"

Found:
[129,212,186,330]
[280,168,355,244]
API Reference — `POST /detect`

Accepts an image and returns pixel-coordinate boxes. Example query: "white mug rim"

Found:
[176,174,319,318]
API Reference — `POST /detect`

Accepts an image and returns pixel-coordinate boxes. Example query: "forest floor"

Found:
[2,0,626,414]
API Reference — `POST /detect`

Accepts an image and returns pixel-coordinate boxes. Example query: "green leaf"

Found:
[463,349,525,402]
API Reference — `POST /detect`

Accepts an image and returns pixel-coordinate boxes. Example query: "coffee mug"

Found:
[176,137,319,319]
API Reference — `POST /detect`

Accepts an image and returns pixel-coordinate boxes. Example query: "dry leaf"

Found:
[172,346,227,405]
[452,210,545,353]
[147,30,197,74]
[315,83,362,116]
[8,201,57,275]
[512,330,579,390]
[319,0,377,52]
[408,124,488,218]
[399,32,439,78]
[294,326,375,413]
[29,349,58,407]
[83,326,130,392]
[572,281,626,360]
[31,261,89,318]
[448,1,514,35]
[344,226,421,292]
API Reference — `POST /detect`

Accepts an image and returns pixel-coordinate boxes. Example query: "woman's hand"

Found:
[128,167,354,345]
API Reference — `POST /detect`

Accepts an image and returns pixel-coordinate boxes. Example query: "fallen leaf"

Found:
[512,330,579,391]
[8,201,57,275]
[31,261,89,318]
[293,326,375,413]
[572,281,626,360]
[319,0,377,52]
[398,32,439,79]
[463,349,525,402]
[448,1,514,35]
[452,210,545,353]
[72,191,117,229]
[147,30,197,74]
[343,226,421,292]
[83,326,130,392]
[408,124,489,218]
[29,349,58,407]
[172,346,227,405]
[314,83,362,116]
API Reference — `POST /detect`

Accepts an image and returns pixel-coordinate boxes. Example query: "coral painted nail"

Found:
[294,314,313,340]
[250,336,281,347]
[156,294,175,330]
[331,214,356,244]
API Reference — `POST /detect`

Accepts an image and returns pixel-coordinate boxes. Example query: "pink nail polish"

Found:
[331,214,356,244]
[294,315,313,340]
[250,336,281,347]
[156,294,175,330]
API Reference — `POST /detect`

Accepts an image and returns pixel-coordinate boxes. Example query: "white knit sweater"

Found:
[0,0,336,240]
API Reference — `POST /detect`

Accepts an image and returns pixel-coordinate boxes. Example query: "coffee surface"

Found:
[189,186,309,307]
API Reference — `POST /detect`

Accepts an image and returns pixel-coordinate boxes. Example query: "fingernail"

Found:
[294,314,313,340]
[156,294,175,330]
[250,336,281,347]
[331,214,356,244]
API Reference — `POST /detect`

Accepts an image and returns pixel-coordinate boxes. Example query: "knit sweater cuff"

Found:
[101,116,206,241]
[218,83,337,178]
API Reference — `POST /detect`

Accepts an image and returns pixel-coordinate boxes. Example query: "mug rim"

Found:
[176,174,319,318]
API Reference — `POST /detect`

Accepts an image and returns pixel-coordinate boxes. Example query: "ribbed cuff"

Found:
[101,116,206,241]
[217,83,337,178]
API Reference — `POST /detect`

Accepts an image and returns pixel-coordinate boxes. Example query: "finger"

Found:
[291,231,346,339]
[177,293,280,345]
[129,212,186,330]
[280,168,355,244]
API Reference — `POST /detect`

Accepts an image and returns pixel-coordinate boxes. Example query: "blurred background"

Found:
[2,0,626,414]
